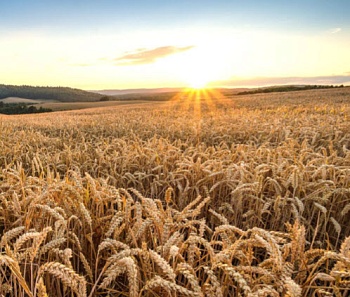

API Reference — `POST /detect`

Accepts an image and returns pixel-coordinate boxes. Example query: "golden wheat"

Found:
[0,87,349,296]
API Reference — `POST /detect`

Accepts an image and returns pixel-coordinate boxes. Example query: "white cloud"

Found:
[328,28,342,34]
[114,46,195,66]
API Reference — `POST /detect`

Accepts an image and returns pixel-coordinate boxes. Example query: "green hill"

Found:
[0,84,101,102]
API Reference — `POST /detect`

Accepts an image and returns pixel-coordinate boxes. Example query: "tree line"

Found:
[0,102,53,114]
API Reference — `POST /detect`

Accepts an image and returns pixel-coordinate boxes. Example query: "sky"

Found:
[1,0,350,90]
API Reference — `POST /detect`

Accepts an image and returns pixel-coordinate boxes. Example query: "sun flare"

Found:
[189,77,209,89]
[170,47,218,90]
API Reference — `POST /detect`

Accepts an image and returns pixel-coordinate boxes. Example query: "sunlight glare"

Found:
[185,63,213,89]
[165,44,226,90]
[189,76,209,89]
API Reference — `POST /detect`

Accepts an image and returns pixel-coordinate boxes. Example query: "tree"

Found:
[100,96,110,101]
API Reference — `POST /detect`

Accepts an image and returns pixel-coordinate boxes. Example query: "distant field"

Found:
[31,86,350,112]
[34,99,163,111]
[0,97,59,104]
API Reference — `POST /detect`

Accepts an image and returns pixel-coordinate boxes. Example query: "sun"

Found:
[189,78,208,90]
[166,45,226,90]
[182,61,220,90]
[187,73,211,90]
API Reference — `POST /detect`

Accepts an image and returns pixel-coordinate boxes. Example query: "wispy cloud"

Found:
[211,75,350,88]
[328,27,342,34]
[115,45,194,65]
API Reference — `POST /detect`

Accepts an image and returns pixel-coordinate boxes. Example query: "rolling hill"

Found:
[0,84,102,102]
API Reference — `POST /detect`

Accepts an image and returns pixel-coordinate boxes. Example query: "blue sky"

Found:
[2,1,349,31]
[1,0,350,89]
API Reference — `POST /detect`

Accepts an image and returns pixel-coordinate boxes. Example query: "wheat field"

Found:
[0,88,350,296]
